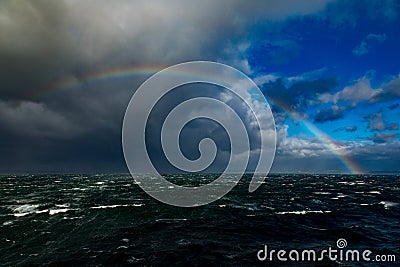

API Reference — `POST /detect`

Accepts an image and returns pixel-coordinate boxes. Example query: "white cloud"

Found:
[285,67,329,85]
[273,133,400,172]
[352,33,387,56]
[318,76,382,106]
[253,73,281,85]
[254,67,329,88]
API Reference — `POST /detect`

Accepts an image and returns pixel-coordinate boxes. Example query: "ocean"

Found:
[1,174,399,266]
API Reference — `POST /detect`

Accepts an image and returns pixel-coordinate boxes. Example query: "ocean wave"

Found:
[379,201,399,209]
[90,204,144,209]
[276,210,332,215]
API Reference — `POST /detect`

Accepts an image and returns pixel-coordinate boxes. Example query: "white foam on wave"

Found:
[90,203,144,209]
[49,208,76,215]
[55,204,69,208]
[338,181,356,185]
[13,204,39,213]
[11,204,78,217]
[379,201,399,209]
[276,210,331,215]
[72,187,87,191]
[155,218,187,222]
[62,216,83,220]
[12,204,40,217]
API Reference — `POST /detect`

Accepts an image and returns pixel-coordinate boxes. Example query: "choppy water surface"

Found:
[1,174,399,266]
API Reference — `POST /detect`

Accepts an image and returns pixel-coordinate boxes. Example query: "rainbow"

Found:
[270,98,363,174]
[29,66,164,100]
[32,65,363,174]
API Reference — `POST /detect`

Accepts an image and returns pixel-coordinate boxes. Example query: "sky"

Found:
[0,0,399,174]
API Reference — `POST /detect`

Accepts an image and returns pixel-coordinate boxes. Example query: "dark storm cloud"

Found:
[257,72,340,124]
[0,1,68,100]
[314,106,346,123]
[261,76,338,114]
[0,77,137,173]
[0,0,334,98]
[371,76,400,103]
[0,0,334,100]
[0,0,336,172]
[335,126,358,133]
[368,133,397,144]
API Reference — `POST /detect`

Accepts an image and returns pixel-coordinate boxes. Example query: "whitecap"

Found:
[12,204,41,217]
[72,188,87,191]
[62,216,83,220]
[276,210,331,215]
[35,210,48,214]
[155,218,187,222]
[90,204,143,209]
[379,201,398,209]
[13,212,31,217]
[55,204,69,208]
[49,208,77,215]
[91,204,129,209]
[13,204,39,213]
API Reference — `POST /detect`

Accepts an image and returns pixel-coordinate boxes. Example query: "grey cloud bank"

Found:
[0,0,398,174]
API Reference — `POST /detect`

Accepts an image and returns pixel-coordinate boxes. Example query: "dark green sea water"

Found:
[1,174,399,266]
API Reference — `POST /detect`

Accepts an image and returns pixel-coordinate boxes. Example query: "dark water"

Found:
[1,174,399,266]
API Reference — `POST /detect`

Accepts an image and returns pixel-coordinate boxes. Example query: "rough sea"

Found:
[1,174,399,266]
